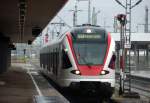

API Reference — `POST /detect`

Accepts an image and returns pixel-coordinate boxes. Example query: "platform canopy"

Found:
[0,0,68,43]
[111,33,150,49]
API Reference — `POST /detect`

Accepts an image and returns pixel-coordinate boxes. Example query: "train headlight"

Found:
[71,70,81,75]
[100,70,109,75]
[75,70,80,75]
[101,70,106,75]
[86,29,92,33]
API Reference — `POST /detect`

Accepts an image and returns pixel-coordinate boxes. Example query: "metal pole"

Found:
[115,0,142,95]
[145,6,148,33]
[119,24,124,95]
[92,7,95,25]
[114,16,118,32]
[92,7,100,25]
[129,0,131,42]
[88,0,91,24]
[73,2,78,26]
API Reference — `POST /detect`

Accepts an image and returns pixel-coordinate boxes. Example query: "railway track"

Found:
[116,72,150,101]
[31,62,150,103]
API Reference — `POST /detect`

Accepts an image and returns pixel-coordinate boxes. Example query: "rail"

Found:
[116,72,150,99]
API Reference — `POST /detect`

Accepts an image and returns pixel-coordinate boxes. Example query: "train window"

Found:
[51,53,52,69]
[52,49,54,70]
[43,54,45,68]
[47,50,49,71]
[57,48,59,67]
[48,53,50,71]
[109,54,116,69]
[53,49,56,74]
[71,29,108,65]
[55,48,57,68]
[52,48,55,74]
[45,53,47,70]
[53,49,55,68]
[56,48,58,69]
[41,54,42,66]
[62,50,72,69]
[40,54,42,67]
[45,54,47,69]
[50,52,52,69]
[73,43,107,65]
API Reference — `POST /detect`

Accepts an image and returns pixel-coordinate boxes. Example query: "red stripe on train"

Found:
[104,33,111,65]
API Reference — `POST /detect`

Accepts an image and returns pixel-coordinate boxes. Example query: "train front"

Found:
[61,25,115,97]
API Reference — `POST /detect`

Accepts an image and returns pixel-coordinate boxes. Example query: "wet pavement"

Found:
[0,63,37,103]
[0,63,69,103]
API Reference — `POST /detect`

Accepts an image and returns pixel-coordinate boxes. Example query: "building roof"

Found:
[111,33,150,45]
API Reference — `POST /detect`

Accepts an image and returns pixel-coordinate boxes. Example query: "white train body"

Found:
[40,25,116,97]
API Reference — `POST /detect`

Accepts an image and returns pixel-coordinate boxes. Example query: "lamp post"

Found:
[69,1,82,26]
[92,7,100,25]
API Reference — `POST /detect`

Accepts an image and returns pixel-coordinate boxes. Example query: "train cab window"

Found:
[72,30,107,65]
[62,50,72,69]
[73,41,107,65]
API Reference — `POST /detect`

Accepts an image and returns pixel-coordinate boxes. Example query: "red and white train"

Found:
[40,24,116,98]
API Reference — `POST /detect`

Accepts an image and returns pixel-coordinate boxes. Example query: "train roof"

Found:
[40,24,108,52]
[70,24,106,34]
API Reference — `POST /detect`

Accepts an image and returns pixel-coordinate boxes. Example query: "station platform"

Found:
[0,63,37,103]
[131,70,150,79]
[0,63,69,103]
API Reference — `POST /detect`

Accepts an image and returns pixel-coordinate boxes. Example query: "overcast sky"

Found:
[51,0,150,32]
[34,0,150,45]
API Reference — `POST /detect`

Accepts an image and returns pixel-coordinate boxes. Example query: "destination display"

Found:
[77,34,102,39]
[71,29,106,42]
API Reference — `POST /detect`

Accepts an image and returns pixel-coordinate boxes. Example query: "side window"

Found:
[62,50,72,69]
[48,53,50,71]
[56,48,58,69]
[40,54,42,67]
[52,49,54,70]
[50,52,52,68]
[108,54,116,69]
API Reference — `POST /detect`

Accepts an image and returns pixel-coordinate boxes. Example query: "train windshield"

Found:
[72,33,107,65]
